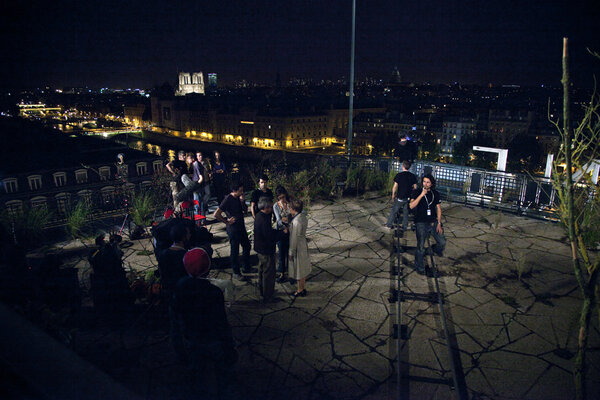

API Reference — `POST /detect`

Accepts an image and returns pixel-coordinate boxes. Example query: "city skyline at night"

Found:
[1,1,598,89]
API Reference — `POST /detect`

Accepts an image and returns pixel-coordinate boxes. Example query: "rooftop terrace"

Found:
[6,195,600,399]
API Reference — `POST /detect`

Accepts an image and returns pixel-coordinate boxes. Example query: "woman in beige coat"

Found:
[288,198,311,297]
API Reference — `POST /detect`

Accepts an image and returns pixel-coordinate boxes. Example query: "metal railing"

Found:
[336,157,566,220]
[3,181,165,228]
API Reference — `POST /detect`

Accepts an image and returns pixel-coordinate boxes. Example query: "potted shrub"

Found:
[65,201,92,240]
[129,191,156,240]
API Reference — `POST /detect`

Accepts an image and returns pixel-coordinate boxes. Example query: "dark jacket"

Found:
[254,211,286,255]
[171,277,233,343]
[157,247,188,298]
[395,140,417,162]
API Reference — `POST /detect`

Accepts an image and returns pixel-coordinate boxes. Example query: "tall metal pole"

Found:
[346,0,356,160]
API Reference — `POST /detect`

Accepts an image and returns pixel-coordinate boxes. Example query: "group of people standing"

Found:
[214,175,311,301]
[166,149,228,216]
[152,174,312,397]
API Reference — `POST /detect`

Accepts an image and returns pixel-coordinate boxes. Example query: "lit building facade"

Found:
[123,104,150,128]
[487,109,534,148]
[175,72,205,96]
[150,94,383,151]
[440,114,487,157]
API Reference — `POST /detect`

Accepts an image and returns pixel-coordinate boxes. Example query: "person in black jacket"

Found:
[253,196,288,302]
[395,132,417,164]
[156,223,191,304]
[170,247,238,399]
[385,160,417,230]
[409,174,446,275]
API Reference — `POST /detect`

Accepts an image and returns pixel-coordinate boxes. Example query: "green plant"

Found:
[65,201,92,239]
[515,251,530,280]
[377,169,395,197]
[493,211,503,230]
[345,165,365,196]
[130,191,156,227]
[1,206,53,248]
[363,168,387,192]
[577,192,600,249]
[21,207,52,246]
[489,193,500,209]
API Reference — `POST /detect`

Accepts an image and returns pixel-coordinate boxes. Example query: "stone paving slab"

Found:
[43,195,600,399]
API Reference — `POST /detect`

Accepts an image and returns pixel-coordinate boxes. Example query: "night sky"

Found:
[1,0,598,89]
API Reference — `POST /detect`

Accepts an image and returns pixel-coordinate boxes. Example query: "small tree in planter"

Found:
[129,191,156,240]
[2,206,53,249]
[65,201,92,240]
[551,39,600,400]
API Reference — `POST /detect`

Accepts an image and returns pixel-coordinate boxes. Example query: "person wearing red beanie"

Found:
[183,247,211,278]
[170,247,238,397]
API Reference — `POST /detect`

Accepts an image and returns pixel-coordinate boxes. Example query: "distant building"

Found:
[440,114,488,157]
[352,112,441,156]
[123,104,151,128]
[207,73,217,89]
[175,72,205,96]
[391,67,402,84]
[487,109,534,148]
[149,94,383,151]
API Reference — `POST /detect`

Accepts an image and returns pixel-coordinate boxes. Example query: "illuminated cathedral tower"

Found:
[175,72,205,96]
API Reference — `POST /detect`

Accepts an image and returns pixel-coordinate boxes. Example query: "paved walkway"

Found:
[55,195,599,399]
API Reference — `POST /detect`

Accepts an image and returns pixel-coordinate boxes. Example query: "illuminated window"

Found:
[99,166,111,181]
[136,162,148,176]
[2,178,18,194]
[75,169,88,184]
[28,175,42,191]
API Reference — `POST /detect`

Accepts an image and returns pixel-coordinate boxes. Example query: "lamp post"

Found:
[346,0,356,161]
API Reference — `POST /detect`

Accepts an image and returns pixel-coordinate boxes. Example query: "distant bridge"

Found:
[18,103,62,117]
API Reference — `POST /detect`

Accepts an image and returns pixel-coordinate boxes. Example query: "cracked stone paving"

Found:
[43,195,600,399]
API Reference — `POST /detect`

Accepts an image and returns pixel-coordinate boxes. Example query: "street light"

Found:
[346,0,356,160]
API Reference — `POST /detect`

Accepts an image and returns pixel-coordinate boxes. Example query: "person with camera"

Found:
[409,174,446,275]
[395,132,417,165]
[88,234,133,319]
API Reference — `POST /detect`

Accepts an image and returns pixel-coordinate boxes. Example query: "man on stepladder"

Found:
[409,174,446,275]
